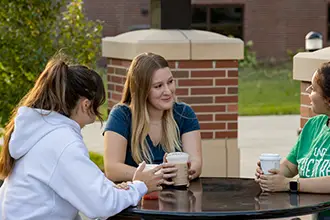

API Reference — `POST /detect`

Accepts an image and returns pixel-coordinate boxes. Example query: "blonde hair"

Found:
[0,53,105,179]
[120,52,181,164]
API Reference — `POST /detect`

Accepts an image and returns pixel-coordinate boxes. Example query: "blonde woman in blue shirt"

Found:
[103,52,203,185]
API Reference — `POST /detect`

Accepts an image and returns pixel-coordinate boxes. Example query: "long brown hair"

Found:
[121,52,181,164]
[0,53,105,179]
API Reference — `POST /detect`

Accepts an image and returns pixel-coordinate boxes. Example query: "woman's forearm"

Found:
[279,161,298,178]
[105,163,137,182]
[299,176,330,193]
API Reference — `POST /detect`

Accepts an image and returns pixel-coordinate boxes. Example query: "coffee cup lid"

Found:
[260,153,281,160]
[166,152,189,163]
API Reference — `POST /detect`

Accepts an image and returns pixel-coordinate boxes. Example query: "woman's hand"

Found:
[255,161,263,182]
[133,161,164,193]
[187,161,197,181]
[113,182,131,190]
[259,169,290,192]
[162,153,178,185]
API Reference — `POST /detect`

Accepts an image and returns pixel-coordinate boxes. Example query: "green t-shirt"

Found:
[287,115,330,218]
[287,115,330,178]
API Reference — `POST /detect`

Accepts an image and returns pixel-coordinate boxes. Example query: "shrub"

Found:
[0,0,103,135]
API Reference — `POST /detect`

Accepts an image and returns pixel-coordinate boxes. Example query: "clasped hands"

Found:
[114,153,196,190]
[255,161,290,192]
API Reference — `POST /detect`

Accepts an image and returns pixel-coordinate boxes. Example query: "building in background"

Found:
[84,0,330,61]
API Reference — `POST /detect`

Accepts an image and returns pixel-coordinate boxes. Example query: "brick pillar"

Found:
[300,81,316,128]
[108,59,238,139]
[103,29,243,177]
[293,48,330,130]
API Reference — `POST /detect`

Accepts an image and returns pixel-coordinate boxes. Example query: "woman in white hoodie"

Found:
[0,54,164,220]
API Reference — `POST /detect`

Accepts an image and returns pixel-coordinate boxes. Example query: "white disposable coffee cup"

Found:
[166,152,190,163]
[259,153,281,175]
[166,152,190,186]
[143,164,162,175]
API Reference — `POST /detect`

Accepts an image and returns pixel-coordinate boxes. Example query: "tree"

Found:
[0,0,103,131]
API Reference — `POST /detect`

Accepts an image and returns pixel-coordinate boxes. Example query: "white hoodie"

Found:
[0,107,147,220]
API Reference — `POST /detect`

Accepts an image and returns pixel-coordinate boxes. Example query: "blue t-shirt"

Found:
[103,102,200,167]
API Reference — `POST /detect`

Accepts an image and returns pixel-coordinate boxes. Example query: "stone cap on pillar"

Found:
[102,29,244,60]
[293,47,330,82]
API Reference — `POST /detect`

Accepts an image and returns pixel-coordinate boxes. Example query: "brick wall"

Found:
[300,81,316,129]
[85,0,330,61]
[84,0,149,36]
[107,58,238,139]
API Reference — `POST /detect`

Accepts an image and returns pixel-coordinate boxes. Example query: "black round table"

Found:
[109,177,330,219]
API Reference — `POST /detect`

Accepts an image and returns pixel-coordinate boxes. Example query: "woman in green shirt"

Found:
[255,61,330,219]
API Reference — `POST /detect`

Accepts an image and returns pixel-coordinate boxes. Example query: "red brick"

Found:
[228,70,238,77]
[196,114,213,121]
[227,122,238,130]
[175,88,189,95]
[107,67,114,74]
[216,79,238,86]
[192,105,226,113]
[216,60,238,68]
[115,85,124,93]
[300,94,311,106]
[178,60,213,69]
[172,70,189,78]
[111,59,131,68]
[201,132,214,139]
[178,79,213,87]
[227,87,238,94]
[110,75,124,84]
[108,83,115,91]
[227,104,238,112]
[216,131,237,138]
[111,92,122,101]
[300,106,313,118]
[215,96,238,103]
[191,70,225,78]
[215,114,238,121]
[301,81,311,92]
[300,118,309,128]
[178,96,213,104]
[168,61,176,69]
[191,88,226,95]
[108,100,117,109]
[200,122,226,130]
[121,60,132,68]
[114,68,127,76]
[111,59,122,66]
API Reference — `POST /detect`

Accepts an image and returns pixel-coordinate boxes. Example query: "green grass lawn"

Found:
[238,62,300,116]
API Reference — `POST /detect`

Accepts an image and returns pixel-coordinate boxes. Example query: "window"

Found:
[192,5,244,39]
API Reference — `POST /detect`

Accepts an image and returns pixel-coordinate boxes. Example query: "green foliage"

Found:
[0,0,103,131]
[239,40,258,68]
[89,151,104,172]
[56,0,103,69]
[287,48,305,61]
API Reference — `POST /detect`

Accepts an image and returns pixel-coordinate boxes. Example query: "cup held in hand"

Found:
[166,152,189,187]
[259,153,281,175]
